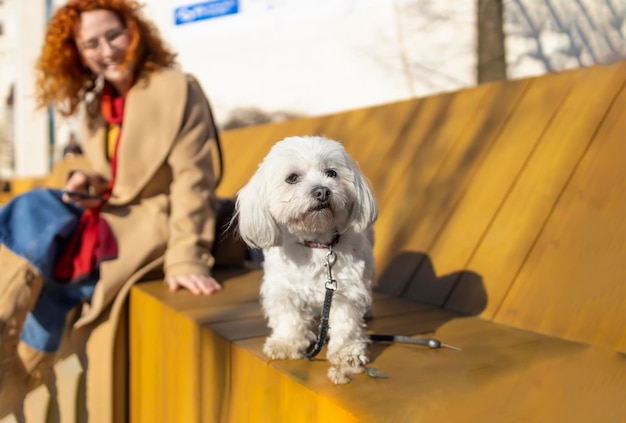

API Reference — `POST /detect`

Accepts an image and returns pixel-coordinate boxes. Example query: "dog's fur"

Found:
[235,136,378,384]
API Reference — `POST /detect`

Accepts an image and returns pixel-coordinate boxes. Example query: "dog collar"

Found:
[299,233,341,249]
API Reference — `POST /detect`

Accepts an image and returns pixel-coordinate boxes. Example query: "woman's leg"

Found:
[0,189,83,414]
[0,188,80,353]
[0,245,45,415]
[21,274,98,353]
[0,188,82,279]
[0,268,98,415]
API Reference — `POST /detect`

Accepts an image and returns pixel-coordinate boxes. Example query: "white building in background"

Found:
[0,0,624,178]
[0,0,50,179]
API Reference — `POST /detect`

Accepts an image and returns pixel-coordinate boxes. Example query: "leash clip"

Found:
[324,249,337,291]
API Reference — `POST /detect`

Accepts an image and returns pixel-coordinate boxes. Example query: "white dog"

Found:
[235,136,378,384]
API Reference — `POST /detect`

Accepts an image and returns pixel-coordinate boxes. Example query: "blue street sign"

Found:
[174,0,239,26]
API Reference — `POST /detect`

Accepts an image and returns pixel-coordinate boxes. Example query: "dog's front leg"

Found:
[325,300,370,384]
[262,291,316,360]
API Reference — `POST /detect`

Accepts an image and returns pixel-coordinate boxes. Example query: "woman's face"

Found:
[75,9,133,94]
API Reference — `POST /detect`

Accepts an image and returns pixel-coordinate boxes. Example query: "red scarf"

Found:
[52,83,122,283]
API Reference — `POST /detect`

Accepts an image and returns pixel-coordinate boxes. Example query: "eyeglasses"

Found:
[80,27,129,55]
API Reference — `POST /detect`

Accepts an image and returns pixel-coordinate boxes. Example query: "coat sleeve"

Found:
[163,75,219,279]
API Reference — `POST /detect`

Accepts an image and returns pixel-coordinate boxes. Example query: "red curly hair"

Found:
[35,0,177,117]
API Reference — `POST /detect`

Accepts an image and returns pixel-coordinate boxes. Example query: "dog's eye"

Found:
[325,169,337,178]
[285,173,299,184]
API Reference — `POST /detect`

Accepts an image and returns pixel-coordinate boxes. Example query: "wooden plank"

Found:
[207,315,270,341]
[218,99,420,202]
[216,124,285,197]
[401,78,530,304]
[129,288,202,423]
[133,269,262,315]
[373,86,492,296]
[374,251,432,298]
[329,99,423,182]
[201,293,448,343]
[320,100,430,297]
[457,61,626,319]
[366,307,461,336]
[371,291,437,317]
[186,301,263,325]
[424,68,581,314]
[200,329,234,423]
[496,74,626,351]
[227,339,359,423]
[217,118,325,197]
[133,285,267,423]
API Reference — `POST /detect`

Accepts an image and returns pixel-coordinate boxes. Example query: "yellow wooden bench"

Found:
[128,60,626,422]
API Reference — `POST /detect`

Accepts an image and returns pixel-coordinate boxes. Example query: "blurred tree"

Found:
[477,0,507,83]
[505,0,626,77]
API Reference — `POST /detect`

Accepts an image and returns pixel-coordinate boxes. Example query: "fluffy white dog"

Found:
[235,136,378,384]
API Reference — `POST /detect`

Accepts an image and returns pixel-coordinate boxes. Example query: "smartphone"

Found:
[63,190,106,201]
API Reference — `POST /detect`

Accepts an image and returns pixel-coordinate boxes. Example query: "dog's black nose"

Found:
[311,186,331,202]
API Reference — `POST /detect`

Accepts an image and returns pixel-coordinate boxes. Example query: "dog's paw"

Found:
[263,337,304,360]
[327,359,366,384]
[327,347,369,384]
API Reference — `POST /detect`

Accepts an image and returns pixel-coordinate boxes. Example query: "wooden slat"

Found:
[130,272,266,423]
[217,118,325,197]
[423,67,580,315]
[495,73,626,351]
[455,61,626,319]
[228,339,359,423]
[129,289,203,423]
[401,78,531,305]
[133,268,262,313]
[206,315,270,341]
[218,98,421,201]
[366,307,461,336]
[372,86,492,296]
[325,99,422,181]
[200,329,234,423]
[216,124,292,197]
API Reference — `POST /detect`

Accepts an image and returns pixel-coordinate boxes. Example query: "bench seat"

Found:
[130,272,626,423]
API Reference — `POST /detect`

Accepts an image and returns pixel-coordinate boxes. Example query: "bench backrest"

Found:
[218,61,626,351]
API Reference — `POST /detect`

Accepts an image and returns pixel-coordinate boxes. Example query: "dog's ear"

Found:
[348,158,378,233]
[234,167,282,249]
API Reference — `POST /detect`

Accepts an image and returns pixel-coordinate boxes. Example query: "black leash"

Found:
[305,250,337,360]
[304,247,461,361]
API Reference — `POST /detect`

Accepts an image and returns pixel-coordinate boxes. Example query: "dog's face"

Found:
[236,136,377,248]
[266,137,357,235]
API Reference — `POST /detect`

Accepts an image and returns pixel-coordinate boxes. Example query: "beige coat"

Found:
[69,68,221,422]
[75,67,219,328]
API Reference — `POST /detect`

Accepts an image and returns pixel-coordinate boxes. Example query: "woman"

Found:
[0,0,238,415]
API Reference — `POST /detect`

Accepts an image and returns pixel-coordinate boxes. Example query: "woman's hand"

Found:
[166,274,222,295]
[62,171,108,208]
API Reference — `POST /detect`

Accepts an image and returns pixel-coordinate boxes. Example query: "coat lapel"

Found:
[81,69,188,204]
[113,69,187,203]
